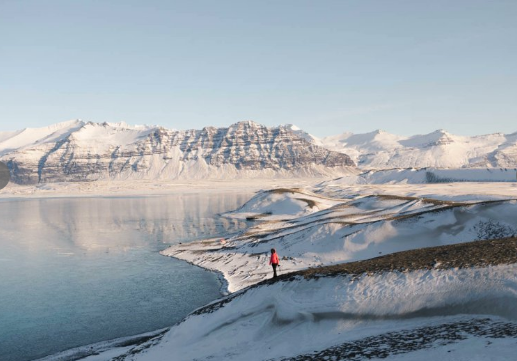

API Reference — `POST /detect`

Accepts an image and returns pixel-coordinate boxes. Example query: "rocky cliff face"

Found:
[0,121,355,184]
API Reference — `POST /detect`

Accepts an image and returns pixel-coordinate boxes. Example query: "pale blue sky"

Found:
[1,0,516,137]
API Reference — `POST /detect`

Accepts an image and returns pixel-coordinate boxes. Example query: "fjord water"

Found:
[0,193,251,361]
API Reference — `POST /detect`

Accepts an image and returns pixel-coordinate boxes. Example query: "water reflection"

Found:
[0,192,252,361]
[1,193,251,253]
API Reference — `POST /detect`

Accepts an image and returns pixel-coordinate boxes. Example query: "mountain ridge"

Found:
[2,120,517,184]
[318,127,517,169]
[0,120,355,184]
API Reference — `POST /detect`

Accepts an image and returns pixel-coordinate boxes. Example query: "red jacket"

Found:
[269,253,279,265]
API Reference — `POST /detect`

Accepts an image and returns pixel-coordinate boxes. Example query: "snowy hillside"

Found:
[135,255,517,361]
[163,189,517,292]
[318,129,517,169]
[147,186,517,361]
[43,250,517,361]
[0,121,355,184]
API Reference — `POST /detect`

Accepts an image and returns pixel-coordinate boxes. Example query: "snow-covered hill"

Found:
[318,129,517,169]
[147,187,517,361]
[0,121,355,184]
[135,257,517,361]
[163,189,517,292]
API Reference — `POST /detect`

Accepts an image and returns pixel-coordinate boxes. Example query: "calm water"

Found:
[0,193,251,361]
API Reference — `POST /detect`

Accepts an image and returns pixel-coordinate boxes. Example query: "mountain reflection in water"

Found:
[0,192,252,361]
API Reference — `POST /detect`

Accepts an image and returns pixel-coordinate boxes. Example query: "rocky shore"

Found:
[295,237,517,279]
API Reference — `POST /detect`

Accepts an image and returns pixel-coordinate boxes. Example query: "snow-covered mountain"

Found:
[318,129,517,169]
[0,120,355,184]
[3,120,517,185]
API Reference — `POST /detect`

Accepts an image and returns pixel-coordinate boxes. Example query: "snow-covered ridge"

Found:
[0,121,355,184]
[225,187,345,221]
[318,128,517,169]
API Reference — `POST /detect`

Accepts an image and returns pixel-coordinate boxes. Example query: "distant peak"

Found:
[281,123,318,143]
[106,121,131,128]
[283,124,301,131]
[229,120,263,128]
[431,129,451,136]
[23,119,85,131]
[57,119,85,127]
[83,121,155,130]
[361,129,392,138]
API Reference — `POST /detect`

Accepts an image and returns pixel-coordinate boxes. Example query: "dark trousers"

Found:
[272,263,278,278]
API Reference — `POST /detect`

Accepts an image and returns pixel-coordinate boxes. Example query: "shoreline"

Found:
[159,244,232,296]
[1,178,515,200]
[0,178,321,199]
[41,242,517,361]
[172,237,517,318]
[36,328,170,361]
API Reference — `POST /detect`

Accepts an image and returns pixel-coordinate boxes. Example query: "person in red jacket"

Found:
[269,248,280,278]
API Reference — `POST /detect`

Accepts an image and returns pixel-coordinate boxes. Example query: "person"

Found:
[269,248,280,278]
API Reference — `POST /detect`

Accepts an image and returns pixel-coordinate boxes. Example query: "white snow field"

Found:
[0,120,155,156]
[0,178,321,198]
